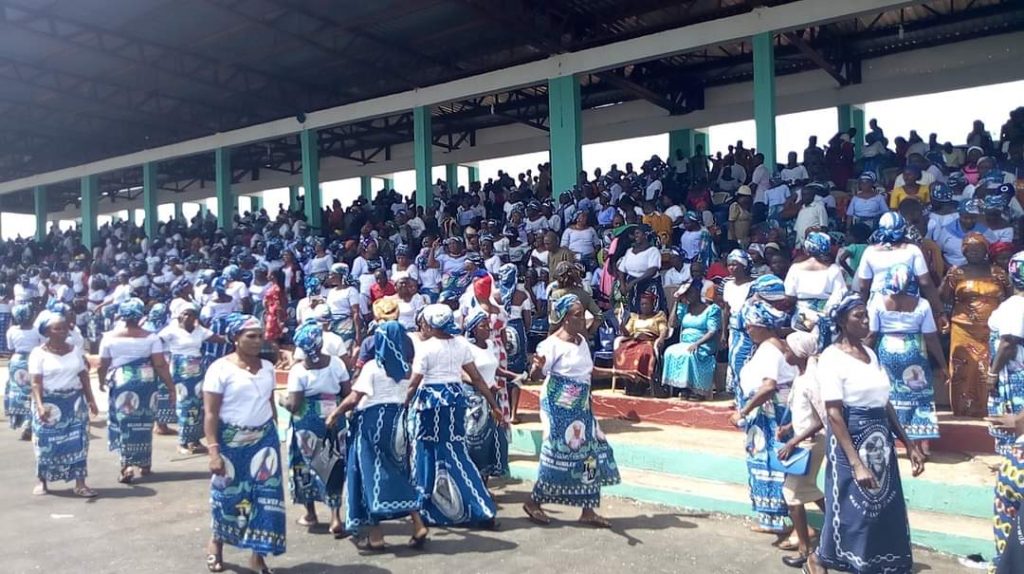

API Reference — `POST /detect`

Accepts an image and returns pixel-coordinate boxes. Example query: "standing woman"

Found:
[158,303,220,454]
[203,314,284,574]
[6,303,42,439]
[784,231,847,317]
[404,304,505,527]
[325,263,361,344]
[941,232,1012,417]
[262,270,287,355]
[282,319,350,536]
[808,294,926,574]
[662,280,722,400]
[463,308,519,479]
[145,303,176,436]
[617,225,666,314]
[721,250,754,396]
[522,294,636,527]
[498,263,531,422]
[97,299,175,483]
[201,277,240,367]
[728,300,796,536]
[989,252,1024,457]
[28,311,98,497]
[867,264,947,458]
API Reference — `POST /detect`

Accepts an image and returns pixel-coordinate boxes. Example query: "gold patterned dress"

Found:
[613,312,669,396]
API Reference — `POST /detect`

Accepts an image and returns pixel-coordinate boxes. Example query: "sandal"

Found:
[578,514,611,529]
[329,524,348,539]
[522,503,551,525]
[205,554,224,573]
[356,537,387,553]
[73,486,98,498]
[117,469,134,484]
[408,528,429,549]
[296,516,318,527]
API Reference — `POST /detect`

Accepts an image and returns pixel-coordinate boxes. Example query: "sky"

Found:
[8,79,1022,240]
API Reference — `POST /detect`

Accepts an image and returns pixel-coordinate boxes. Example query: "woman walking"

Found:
[662,280,722,400]
[785,231,846,316]
[97,298,175,483]
[722,250,754,396]
[6,303,42,439]
[158,303,219,454]
[282,319,350,537]
[203,313,285,574]
[28,311,98,497]
[807,294,926,574]
[463,307,518,479]
[145,303,176,437]
[325,263,361,344]
[988,252,1024,457]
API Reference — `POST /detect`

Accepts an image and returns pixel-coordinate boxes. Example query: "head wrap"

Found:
[871,211,907,247]
[554,260,578,284]
[375,320,411,382]
[1008,251,1024,291]
[931,182,953,204]
[684,211,701,224]
[747,243,766,260]
[984,192,1010,212]
[147,303,169,330]
[463,307,489,340]
[741,300,788,329]
[497,263,518,314]
[304,275,321,295]
[858,171,877,184]
[223,313,263,340]
[990,241,1016,261]
[223,264,242,281]
[170,276,192,297]
[749,274,786,302]
[962,231,990,256]
[47,301,71,316]
[959,199,984,216]
[118,298,146,321]
[211,276,228,295]
[552,293,581,324]
[817,293,864,352]
[803,231,832,258]
[879,263,919,296]
[178,302,200,318]
[786,330,818,361]
[37,310,64,337]
[372,297,399,321]
[466,252,484,266]
[293,318,323,356]
[727,249,752,273]
[473,274,493,302]
[421,304,460,335]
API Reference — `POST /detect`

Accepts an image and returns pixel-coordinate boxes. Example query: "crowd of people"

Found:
[3,111,1024,573]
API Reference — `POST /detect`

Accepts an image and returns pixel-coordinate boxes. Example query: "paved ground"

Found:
[0,416,970,574]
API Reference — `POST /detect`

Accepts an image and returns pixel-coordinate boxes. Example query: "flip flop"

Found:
[408,528,429,549]
[578,515,611,529]
[522,503,551,525]
[205,554,224,573]
[73,486,98,498]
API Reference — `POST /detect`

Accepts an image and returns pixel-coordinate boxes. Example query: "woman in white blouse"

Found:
[784,231,847,317]
[28,311,97,497]
[616,225,665,314]
[325,263,361,344]
[203,314,284,574]
[6,303,44,439]
[809,294,925,574]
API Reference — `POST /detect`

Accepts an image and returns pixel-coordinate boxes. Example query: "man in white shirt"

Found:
[749,153,771,193]
[793,187,829,243]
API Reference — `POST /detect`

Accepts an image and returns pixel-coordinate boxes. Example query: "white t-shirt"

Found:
[561,227,600,256]
[762,184,791,208]
[722,280,753,326]
[784,265,847,303]
[396,294,427,330]
[466,340,500,388]
[867,296,937,334]
[412,336,475,385]
[855,244,929,293]
[158,324,213,356]
[7,326,44,354]
[780,165,809,185]
[662,266,692,292]
[204,358,276,427]
[436,253,467,276]
[617,246,661,279]
[817,346,890,408]
[28,347,86,392]
[738,342,797,398]
[989,295,1024,339]
[287,356,349,398]
[293,330,348,360]
[99,334,164,370]
[226,282,249,308]
[352,359,410,410]
[788,369,825,439]
[536,334,593,381]
[326,287,360,319]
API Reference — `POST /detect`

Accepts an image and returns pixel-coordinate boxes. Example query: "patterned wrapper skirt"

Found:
[818,406,913,574]
[461,383,509,478]
[743,399,790,532]
[329,315,356,345]
[154,358,177,426]
[172,354,205,446]
[287,393,343,509]
[107,358,158,468]
[0,311,10,353]
[33,388,90,482]
[877,332,939,440]
[409,383,497,526]
[532,373,621,508]
[345,403,424,531]
[614,339,658,396]
[506,318,528,374]
[989,334,1024,458]
[949,320,991,418]
[993,443,1024,572]
[728,327,754,402]
[5,352,31,429]
[210,420,286,556]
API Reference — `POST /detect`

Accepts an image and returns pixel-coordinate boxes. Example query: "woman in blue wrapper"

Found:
[144,302,177,436]
[97,298,175,484]
[281,319,350,537]
[203,313,285,574]
[522,294,640,528]
[988,251,1024,458]
[807,294,926,574]
[325,263,361,344]
[327,319,429,552]
[404,304,505,528]
[5,303,43,439]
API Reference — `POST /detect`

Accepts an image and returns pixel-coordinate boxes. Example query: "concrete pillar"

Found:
[548,75,583,198]
[215,147,234,231]
[838,104,866,160]
[288,185,300,211]
[413,106,433,208]
[34,185,47,242]
[694,130,709,155]
[251,194,263,213]
[383,178,394,192]
[174,202,184,222]
[360,176,373,201]
[300,128,322,230]
[752,32,777,170]
[142,161,159,238]
[445,164,459,191]
[467,166,480,185]
[80,175,98,250]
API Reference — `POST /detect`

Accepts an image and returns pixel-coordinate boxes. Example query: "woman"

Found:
[394,276,427,331]
[28,311,98,497]
[784,231,847,317]
[989,252,1024,457]
[168,276,197,322]
[985,193,1015,244]
[263,270,286,351]
[523,294,637,528]
[722,251,755,395]
[748,244,772,277]
[282,319,350,536]
[845,172,887,230]
[614,292,669,396]
[941,232,1012,417]
[352,239,386,316]
[159,304,220,454]
[679,211,716,269]
[807,294,926,574]
[561,211,601,266]
[201,278,239,366]
[145,303,176,436]
[416,238,442,303]
[391,245,420,284]
[728,300,796,536]
[497,263,531,422]
[248,264,271,321]
[404,304,505,527]
[296,275,325,324]
[663,280,721,400]
[203,314,284,574]
[868,264,947,457]
[326,320,429,551]
[5,303,42,439]
[617,225,665,314]
[97,298,175,483]
[325,263,361,344]
[889,165,930,209]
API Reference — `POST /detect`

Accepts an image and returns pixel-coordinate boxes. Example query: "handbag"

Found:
[309,430,345,492]
[768,445,811,476]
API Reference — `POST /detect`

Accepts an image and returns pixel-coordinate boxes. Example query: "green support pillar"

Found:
[360,176,373,202]
[752,32,777,171]
[142,161,159,239]
[694,130,709,154]
[383,178,394,192]
[838,104,866,160]
[548,75,583,198]
[413,106,434,208]
[215,147,235,231]
[445,164,459,191]
[467,166,479,185]
[251,194,263,213]
[288,185,300,211]
[34,185,47,242]
[80,175,98,250]
[300,129,322,230]
[174,202,184,222]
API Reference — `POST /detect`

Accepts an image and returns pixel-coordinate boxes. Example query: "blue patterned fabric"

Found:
[344,403,424,531]
[287,389,344,509]
[804,231,832,258]
[552,294,580,324]
[817,407,913,573]
[461,383,509,478]
[292,318,323,356]
[506,317,528,373]
[871,211,907,247]
[727,311,755,399]
[992,443,1024,572]
[531,373,621,508]
[375,320,411,382]
[5,352,31,429]
[1008,252,1024,291]
[210,420,286,556]
[497,263,518,315]
[409,383,497,526]
[989,330,1024,458]
[171,355,206,446]
[118,298,146,321]
[422,304,461,336]
[740,387,790,532]
[0,310,10,354]
[877,333,939,440]
[32,388,90,482]
[879,263,919,297]
[202,315,234,367]
[663,303,721,397]
[727,249,752,273]
[12,303,32,324]
[106,356,159,467]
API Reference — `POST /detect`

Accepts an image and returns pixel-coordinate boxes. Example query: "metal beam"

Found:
[784,31,848,86]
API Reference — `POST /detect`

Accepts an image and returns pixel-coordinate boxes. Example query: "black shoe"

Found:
[782,554,808,569]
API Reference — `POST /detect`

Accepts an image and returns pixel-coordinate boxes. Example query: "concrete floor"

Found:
[0,417,969,574]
